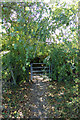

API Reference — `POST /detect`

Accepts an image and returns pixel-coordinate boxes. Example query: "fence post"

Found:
[31,63,33,82]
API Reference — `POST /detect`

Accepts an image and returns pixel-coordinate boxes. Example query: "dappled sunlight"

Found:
[2,75,56,118]
[2,75,79,118]
[2,1,79,119]
[47,81,79,118]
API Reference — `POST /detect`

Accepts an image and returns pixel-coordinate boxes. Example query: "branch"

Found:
[9,66,17,85]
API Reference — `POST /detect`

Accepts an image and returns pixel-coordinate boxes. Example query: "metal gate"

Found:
[30,63,51,81]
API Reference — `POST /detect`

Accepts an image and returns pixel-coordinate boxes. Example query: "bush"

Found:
[45,43,78,83]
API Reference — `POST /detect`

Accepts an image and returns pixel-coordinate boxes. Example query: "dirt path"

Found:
[2,75,60,118]
[26,75,53,118]
[2,75,79,119]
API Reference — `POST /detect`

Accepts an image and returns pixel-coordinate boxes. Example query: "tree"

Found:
[2,1,78,84]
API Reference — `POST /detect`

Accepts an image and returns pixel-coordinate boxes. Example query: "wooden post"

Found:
[9,66,17,85]
[31,63,33,82]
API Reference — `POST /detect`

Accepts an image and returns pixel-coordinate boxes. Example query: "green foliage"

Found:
[2,2,52,84]
[45,40,78,82]
[50,45,72,82]
[2,1,78,84]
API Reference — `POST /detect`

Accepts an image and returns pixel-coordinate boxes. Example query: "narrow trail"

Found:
[3,74,78,118]
[26,75,53,118]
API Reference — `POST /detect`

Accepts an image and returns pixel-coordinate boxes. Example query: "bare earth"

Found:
[28,75,53,118]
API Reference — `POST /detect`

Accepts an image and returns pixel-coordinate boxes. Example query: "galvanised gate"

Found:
[30,63,51,81]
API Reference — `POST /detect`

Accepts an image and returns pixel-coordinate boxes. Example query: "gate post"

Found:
[31,63,33,81]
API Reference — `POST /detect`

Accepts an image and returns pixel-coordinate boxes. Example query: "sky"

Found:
[1,0,78,43]
[1,0,78,3]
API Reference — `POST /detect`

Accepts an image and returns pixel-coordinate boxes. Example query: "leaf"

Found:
[14,44,17,49]
[19,39,22,42]
[22,66,26,71]
[25,7,30,11]
[10,32,14,37]
[14,111,17,114]
[26,62,30,66]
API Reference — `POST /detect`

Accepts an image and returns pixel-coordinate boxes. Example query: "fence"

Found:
[30,63,51,81]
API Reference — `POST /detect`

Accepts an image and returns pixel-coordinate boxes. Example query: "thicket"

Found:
[1,1,79,85]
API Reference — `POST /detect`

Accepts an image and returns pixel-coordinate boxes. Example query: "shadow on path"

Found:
[28,75,53,118]
[3,75,78,118]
